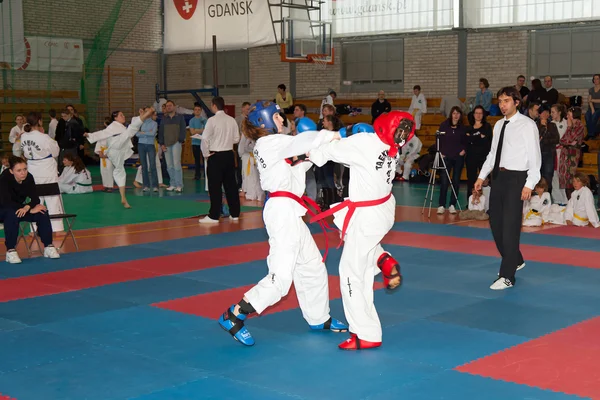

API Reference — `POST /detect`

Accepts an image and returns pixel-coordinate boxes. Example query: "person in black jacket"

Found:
[371,90,391,123]
[0,156,60,264]
[537,105,560,193]
[465,105,493,197]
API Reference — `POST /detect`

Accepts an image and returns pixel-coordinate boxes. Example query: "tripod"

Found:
[422,131,462,218]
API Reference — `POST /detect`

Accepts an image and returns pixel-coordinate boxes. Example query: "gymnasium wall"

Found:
[1,0,162,111]
[164,28,591,114]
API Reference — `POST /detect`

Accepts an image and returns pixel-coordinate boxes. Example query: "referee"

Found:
[200,97,241,223]
[474,87,541,290]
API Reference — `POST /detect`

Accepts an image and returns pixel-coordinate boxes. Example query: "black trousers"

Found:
[0,208,53,251]
[207,150,241,220]
[465,153,487,198]
[192,145,202,179]
[489,169,527,282]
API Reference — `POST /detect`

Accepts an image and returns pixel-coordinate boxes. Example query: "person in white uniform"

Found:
[565,173,600,228]
[309,112,414,350]
[408,85,427,130]
[218,101,348,347]
[85,108,155,208]
[522,178,551,227]
[238,132,263,201]
[58,153,93,194]
[396,134,422,181]
[20,112,64,232]
[9,115,25,157]
[95,117,115,192]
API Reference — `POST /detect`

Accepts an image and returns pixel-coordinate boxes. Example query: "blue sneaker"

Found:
[309,317,348,332]
[218,305,255,346]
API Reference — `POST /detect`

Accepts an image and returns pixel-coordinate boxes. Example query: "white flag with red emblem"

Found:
[165,0,275,53]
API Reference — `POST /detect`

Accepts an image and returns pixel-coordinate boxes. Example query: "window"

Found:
[341,39,404,93]
[464,0,600,29]
[202,50,249,95]
[530,27,600,87]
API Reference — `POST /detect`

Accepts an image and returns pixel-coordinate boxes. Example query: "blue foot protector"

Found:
[310,317,349,332]
[218,305,255,346]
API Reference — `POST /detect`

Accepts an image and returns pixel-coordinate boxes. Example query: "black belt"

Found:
[210,150,233,154]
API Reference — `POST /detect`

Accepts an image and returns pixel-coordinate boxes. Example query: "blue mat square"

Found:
[40,306,214,348]
[180,261,268,288]
[0,328,99,374]
[0,292,137,325]
[368,369,581,400]
[219,346,443,400]
[132,376,299,400]
[81,276,230,304]
[378,319,529,369]
[0,347,205,400]
[0,317,27,332]
[427,298,591,338]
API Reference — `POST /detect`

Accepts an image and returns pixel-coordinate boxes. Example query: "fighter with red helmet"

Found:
[309,111,415,350]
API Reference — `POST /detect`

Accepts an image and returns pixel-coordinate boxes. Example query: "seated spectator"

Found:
[475,78,492,112]
[0,156,60,264]
[371,90,391,123]
[275,84,294,114]
[527,78,547,106]
[58,154,93,194]
[565,173,599,228]
[543,76,559,106]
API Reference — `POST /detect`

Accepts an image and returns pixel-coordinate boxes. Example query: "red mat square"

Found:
[456,317,600,399]
[153,276,385,320]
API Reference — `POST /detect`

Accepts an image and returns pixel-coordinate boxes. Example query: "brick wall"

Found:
[466,31,528,98]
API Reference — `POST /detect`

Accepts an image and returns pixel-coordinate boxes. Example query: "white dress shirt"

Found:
[48,118,58,139]
[478,111,541,190]
[201,110,240,158]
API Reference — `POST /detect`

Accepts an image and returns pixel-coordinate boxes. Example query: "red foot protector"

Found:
[153,276,385,320]
[455,317,600,399]
[0,393,17,400]
[338,335,381,350]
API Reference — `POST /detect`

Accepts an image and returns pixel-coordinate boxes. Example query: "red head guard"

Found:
[372,111,416,157]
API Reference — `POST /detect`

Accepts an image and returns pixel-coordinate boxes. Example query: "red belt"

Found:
[310,193,392,248]
[268,191,336,262]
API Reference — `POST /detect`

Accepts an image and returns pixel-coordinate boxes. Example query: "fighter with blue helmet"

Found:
[218,101,348,346]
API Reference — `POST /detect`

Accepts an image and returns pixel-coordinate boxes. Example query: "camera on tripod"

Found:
[435,130,446,136]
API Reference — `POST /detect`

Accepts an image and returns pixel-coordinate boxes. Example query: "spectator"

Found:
[371,90,391,124]
[585,73,600,139]
[158,100,187,192]
[408,85,427,129]
[275,84,294,114]
[437,106,467,215]
[475,78,492,112]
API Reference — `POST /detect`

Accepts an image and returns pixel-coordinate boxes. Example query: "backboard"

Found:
[280,18,333,64]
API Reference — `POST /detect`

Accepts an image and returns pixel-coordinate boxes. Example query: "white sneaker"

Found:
[199,216,219,224]
[44,246,60,259]
[175,187,182,193]
[229,216,239,222]
[166,186,176,191]
[517,263,526,271]
[5,250,22,264]
[437,206,445,214]
[153,187,159,192]
[448,205,457,214]
[490,277,514,290]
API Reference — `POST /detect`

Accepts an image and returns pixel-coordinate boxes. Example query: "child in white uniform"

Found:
[522,178,552,227]
[565,173,600,228]
[459,188,489,220]
[58,154,93,194]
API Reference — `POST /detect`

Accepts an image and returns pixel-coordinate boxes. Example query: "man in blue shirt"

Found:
[189,104,207,181]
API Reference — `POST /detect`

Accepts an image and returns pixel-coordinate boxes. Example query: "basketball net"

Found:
[309,55,331,70]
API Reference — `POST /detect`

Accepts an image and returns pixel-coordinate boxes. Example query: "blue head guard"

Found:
[295,117,317,134]
[248,101,281,133]
[339,122,375,138]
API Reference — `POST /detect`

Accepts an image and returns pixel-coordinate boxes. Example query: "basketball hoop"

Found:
[307,54,332,69]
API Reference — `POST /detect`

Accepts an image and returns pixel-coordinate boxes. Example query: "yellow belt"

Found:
[246,154,255,175]
[574,213,589,223]
[525,210,542,223]
[101,146,108,167]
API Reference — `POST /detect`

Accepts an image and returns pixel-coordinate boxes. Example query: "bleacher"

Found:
[0,90,83,152]
[288,97,598,180]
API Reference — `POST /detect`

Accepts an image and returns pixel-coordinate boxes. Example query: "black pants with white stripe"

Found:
[207,150,241,220]
[489,169,526,283]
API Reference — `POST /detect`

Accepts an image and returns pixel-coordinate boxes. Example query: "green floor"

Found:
[0,165,262,235]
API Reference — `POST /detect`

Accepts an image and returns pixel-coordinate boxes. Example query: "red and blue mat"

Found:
[0,222,599,399]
